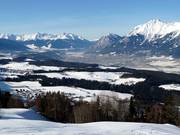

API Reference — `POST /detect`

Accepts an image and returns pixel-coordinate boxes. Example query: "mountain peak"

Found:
[60,33,85,40]
[101,33,120,39]
[0,33,16,40]
[147,19,163,24]
[91,33,121,49]
[129,19,180,40]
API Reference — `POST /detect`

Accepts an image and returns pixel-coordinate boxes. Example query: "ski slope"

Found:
[0,109,179,135]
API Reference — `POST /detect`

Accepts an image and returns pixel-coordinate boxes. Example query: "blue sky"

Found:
[0,0,180,39]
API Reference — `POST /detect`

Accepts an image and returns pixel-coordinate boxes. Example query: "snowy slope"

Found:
[0,108,45,120]
[129,19,180,40]
[0,109,179,135]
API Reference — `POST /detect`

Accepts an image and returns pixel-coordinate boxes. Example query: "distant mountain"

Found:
[1,20,180,57]
[129,19,180,41]
[91,33,122,50]
[0,33,93,51]
[0,32,85,41]
[0,39,27,51]
[91,19,180,57]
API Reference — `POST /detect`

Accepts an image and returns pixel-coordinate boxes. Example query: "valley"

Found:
[1,15,180,134]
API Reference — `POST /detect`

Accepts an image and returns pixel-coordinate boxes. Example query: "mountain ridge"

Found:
[0,32,85,41]
[1,19,180,57]
[90,19,180,57]
[129,19,180,41]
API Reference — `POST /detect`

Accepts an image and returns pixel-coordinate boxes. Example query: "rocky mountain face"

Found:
[91,33,122,50]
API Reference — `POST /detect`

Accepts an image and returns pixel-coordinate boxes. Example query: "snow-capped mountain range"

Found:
[129,19,180,41]
[0,32,85,41]
[91,19,180,57]
[0,19,180,57]
[0,32,92,51]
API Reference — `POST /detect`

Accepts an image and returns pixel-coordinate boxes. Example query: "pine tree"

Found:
[128,97,136,121]
[162,95,178,125]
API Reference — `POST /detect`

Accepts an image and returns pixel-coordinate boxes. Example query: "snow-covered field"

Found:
[38,71,145,85]
[159,84,180,91]
[0,61,139,101]
[0,108,179,135]
[0,71,19,79]
[0,62,63,71]
[2,81,132,101]
[0,60,145,85]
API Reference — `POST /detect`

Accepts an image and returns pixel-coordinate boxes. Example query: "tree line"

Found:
[1,89,179,126]
[34,92,180,126]
[128,94,180,126]
[34,92,130,123]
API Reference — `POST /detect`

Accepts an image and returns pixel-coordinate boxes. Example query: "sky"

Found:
[0,0,180,39]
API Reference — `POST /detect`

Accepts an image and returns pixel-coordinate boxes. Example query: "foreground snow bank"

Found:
[0,119,179,135]
[0,109,179,135]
